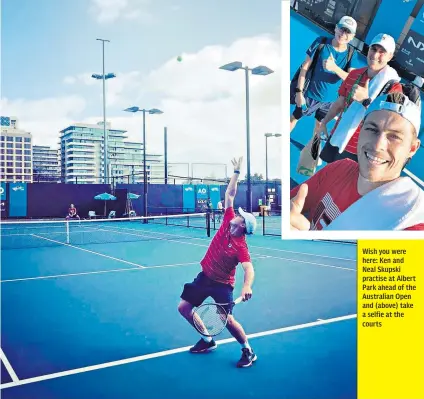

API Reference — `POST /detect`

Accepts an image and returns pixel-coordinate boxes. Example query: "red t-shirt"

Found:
[331,68,403,155]
[290,159,424,231]
[200,207,251,287]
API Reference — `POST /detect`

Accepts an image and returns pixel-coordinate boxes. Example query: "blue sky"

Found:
[1,0,282,179]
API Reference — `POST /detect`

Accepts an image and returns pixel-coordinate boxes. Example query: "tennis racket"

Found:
[192,296,243,337]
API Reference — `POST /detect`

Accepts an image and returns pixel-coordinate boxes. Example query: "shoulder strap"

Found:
[344,45,355,71]
[308,36,327,79]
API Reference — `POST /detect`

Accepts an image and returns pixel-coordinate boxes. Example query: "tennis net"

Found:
[1,213,210,250]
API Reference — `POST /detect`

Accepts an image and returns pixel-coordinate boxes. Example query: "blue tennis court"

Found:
[1,215,357,398]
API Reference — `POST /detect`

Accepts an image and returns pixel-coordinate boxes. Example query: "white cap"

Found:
[370,33,396,54]
[238,207,257,235]
[337,16,357,34]
[365,94,421,135]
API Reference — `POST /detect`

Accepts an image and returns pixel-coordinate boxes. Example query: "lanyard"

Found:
[344,70,368,113]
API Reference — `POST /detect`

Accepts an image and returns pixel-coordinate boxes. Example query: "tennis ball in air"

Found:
[176,55,183,62]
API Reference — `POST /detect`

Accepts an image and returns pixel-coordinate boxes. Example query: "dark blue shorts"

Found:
[180,271,234,313]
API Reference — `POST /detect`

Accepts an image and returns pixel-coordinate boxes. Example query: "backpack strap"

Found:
[344,45,355,71]
[308,36,328,81]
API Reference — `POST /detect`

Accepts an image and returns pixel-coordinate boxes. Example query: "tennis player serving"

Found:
[178,157,257,368]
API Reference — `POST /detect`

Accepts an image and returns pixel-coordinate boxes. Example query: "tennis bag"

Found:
[290,37,355,105]
[296,135,322,176]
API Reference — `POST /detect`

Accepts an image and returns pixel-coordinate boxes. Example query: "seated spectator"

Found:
[66,204,80,220]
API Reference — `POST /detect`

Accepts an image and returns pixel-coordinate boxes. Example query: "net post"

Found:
[262,210,265,236]
[206,212,211,237]
[66,220,70,244]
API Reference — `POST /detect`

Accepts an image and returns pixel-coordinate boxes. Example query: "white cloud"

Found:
[88,0,154,24]
[5,34,282,179]
[0,96,87,147]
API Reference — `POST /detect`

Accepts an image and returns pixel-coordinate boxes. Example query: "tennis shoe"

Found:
[237,348,257,368]
[189,338,217,353]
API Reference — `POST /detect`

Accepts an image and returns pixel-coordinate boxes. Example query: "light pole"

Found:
[92,38,115,184]
[219,61,274,212]
[264,133,281,202]
[123,106,163,217]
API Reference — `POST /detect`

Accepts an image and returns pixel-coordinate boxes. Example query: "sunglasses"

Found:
[337,26,353,35]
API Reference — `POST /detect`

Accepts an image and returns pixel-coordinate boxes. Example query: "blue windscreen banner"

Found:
[182,185,195,212]
[0,182,7,217]
[209,185,221,209]
[396,4,424,76]
[366,0,417,45]
[0,182,6,200]
[9,182,27,217]
[195,184,209,211]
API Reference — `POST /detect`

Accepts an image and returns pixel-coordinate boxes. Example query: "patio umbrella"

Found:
[94,192,117,216]
[127,192,141,199]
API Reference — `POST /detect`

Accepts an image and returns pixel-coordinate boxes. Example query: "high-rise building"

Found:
[33,145,61,183]
[0,116,33,183]
[59,122,164,184]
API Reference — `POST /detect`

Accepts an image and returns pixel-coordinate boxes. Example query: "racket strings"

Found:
[193,304,228,336]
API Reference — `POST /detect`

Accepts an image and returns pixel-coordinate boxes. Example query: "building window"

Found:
[7,168,13,173]
[24,138,31,143]
[16,168,22,173]
[16,150,22,155]
[6,149,13,154]
[7,137,13,142]
[24,144,31,149]
[16,156,22,161]
[24,150,31,155]
[6,143,13,148]
[6,156,13,161]
[24,157,31,161]
[15,137,22,142]
[15,162,22,167]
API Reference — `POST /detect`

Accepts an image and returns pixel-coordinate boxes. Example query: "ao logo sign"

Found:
[197,188,207,194]
[408,36,424,50]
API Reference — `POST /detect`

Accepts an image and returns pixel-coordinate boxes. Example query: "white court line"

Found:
[2,249,354,284]
[249,245,355,262]
[30,235,145,268]
[257,254,356,272]
[0,348,19,382]
[98,224,356,262]
[0,267,140,283]
[0,313,356,390]
[1,262,201,283]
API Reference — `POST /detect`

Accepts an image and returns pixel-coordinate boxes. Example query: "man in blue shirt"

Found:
[290,16,358,133]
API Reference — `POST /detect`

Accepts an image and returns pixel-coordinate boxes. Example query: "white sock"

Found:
[202,335,212,343]
[242,341,252,351]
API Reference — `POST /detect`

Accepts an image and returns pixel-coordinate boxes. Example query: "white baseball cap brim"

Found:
[365,95,421,135]
[370,33,396,54]
[238,207,257,235]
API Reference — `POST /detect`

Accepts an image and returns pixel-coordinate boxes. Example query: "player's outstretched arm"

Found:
[225,157,243,209]
[240,262,254,301]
